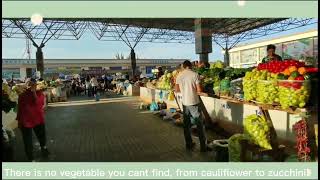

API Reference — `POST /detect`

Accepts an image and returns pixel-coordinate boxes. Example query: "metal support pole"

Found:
[194,18,212,66]
[199,53,210,68]
[36,45,45,79]
[224,48,230,67]
[130,49,136,78]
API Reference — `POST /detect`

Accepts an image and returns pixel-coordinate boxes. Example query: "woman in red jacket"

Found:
[16,78,49,161]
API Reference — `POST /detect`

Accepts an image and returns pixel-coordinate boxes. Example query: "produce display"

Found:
[197,62,251,95]
[256,80,278,104]
[219,78,231,96]
[36,81,48,91]
[2,83,18,113]
[244,114,272,150]
[145,80,157,89]
[243,59,317,108]
[278,80,310,109]
[12,84,27,95]
[156,70,179,91]
[230,78,243,98]
[293,120,311,162]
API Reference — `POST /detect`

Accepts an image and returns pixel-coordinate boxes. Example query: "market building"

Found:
[228,30,318,68]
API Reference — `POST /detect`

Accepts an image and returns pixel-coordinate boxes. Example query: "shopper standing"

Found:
[175,60,209,152]
[16,78,49,161]
[90,76,98,96]
[85,76,91,97]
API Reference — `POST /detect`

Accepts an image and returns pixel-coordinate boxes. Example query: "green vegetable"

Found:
[228,134,248,162]
[277,74,286,80]
[210,61,224,69]
[290,71,300,79]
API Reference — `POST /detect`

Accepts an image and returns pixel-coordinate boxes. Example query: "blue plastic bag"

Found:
[149,101,159,111]
[95,93,100,101]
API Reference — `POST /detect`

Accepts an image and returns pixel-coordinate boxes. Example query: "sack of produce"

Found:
[219,78,231,96]
[230,78,243,98]
[168,91,175,101]
[212,139,229,162]
[243,114,272,150]
[228,134,248,162]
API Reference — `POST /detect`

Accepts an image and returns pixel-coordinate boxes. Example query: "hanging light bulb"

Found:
[237,0,246,7]
[31,13,43,25]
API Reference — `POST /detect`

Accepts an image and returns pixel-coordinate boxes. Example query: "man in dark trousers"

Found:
[175,60,210,152]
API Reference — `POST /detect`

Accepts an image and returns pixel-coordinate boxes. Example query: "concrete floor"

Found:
[12,93,224,162]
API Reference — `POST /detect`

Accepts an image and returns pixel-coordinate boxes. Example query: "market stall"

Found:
[139,59,318,162]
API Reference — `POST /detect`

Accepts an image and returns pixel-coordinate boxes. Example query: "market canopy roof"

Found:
[63,18,285,35]
[2,18,316,48]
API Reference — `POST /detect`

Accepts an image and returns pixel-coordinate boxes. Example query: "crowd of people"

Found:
[69,75,115,97]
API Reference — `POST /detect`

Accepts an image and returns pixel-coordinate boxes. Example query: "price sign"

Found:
[255,109,262,116]
[222,103,230,109]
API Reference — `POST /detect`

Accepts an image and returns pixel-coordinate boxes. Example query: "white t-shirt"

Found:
[85,81,91,89]
[90,78,98,87]
[176,69,200,106]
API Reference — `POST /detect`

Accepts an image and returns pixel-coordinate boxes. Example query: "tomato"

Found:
[284,61,289,67]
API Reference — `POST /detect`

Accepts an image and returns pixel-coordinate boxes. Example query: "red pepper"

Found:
[306,68,318,73]
[295,76,305,81]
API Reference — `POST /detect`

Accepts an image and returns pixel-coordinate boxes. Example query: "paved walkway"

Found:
[13,93,223,162]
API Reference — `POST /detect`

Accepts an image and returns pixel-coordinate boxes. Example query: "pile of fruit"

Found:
[2,83,18,113]
[210,60,224,69]
[256,80,278,104]
[278,81,310,109]
[243,59,317,108]
[156,70,180,91]
[243,69,263,101]
[36,81,47,91]
[243,114,272,150]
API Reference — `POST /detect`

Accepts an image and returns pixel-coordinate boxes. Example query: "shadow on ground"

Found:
[13,93,220,162]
